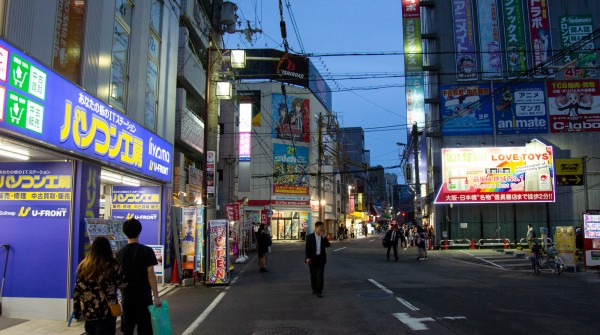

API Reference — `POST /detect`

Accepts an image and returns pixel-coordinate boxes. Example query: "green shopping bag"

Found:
[148,300,173,335]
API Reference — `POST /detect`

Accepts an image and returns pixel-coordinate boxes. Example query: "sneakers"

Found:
[417,257,428,261]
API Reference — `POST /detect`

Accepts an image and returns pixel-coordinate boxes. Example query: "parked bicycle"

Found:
[531,244,564,275]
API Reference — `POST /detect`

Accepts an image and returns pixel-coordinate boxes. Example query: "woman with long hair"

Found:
[73,236,126,335]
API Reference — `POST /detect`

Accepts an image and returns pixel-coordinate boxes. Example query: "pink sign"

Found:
[547,79,600,133]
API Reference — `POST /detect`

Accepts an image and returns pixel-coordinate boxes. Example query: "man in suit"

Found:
[384,224,400,261]
[305,221,331,297]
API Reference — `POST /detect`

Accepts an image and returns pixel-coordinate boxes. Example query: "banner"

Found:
[226,203,240,221]
[477,0,502,79]
[494,82,548,135]
[194,206,204,273]
[440,83,493,135]
[546,79,600,133]
[111,186,161,245]
[206,219,229,285]
[273,144,309,195]
[53,0,85,83]
[434,139,555,204]
[526,0,553,77]
[451,0,478,81]
[271,94,310,142]
[559,15,597,79]
[502,0,528,78]
[181,206,197,270]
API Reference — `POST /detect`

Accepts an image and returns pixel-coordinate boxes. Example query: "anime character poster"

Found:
[477,0,503,79]
[273,143,309,195]
[272,94,310,142]
[440,83,493,135]
[494,82,548,135]
[559,15,597,79]
[526,0,554,77]
[502,0,528,78]
[181,206,197,270]
[451,0,478,81]
[547,79,600,133]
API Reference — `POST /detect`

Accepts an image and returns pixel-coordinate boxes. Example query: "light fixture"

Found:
[216,81,233,99]
[122,176,141,187]
[100,174,121,183]
[230,49,246,69]
[0,147,30,160]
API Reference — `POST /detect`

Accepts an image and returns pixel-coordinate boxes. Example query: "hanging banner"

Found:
[226,203,240,221]
[194,206,204,273]
[181,206,197,270]
[273,143,309,195]
[502,0,528,78]
[206,219,229,285]
[494,82,548,135]
[434,139,555,204]
[451,0,478,81]
[271,94,310,143]
[559,15,597,79]
[547,79,600,133]
[477,0,503,79]
[111,186,161,245]
[526,0,553,77]
[440,83,493,135]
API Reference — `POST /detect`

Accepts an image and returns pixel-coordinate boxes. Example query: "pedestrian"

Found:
[384,224,400,261]
[116,218,162,335]
[399,224,408,250]
[526,224,536,250]
[257,223,271,272]
[416,226,428,260]
[73,237,126,335]
[337,224,345,242]
[305,221,331,297]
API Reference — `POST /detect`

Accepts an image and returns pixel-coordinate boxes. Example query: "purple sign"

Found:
[0,38,172,183]
[111,186,161,245]
[452,0,478,81]
[0,162,73,298]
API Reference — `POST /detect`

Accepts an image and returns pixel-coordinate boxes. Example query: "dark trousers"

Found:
[387,243,398,260]
[84,316,116,335]
[309,255,326,294]
[121,301,153,335]
[400,236,407,248]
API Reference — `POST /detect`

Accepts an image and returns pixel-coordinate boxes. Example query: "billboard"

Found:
[440,83,493,135]
[526,0,553,77]
[273,143,309,195]
[272,94,310,142]
[434,139,555,204]
[502,0,528,78]
[494,82,548,135]
[559,15,597,79]
[546,79,600,133]
[477,0,503,79]
[451,0,478,81]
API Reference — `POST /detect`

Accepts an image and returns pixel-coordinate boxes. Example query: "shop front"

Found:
[0,38,173,320]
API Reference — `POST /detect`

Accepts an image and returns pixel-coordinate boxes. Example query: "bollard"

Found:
[503,238,508,249]
[444,239,448,250]
[470,239,475,249]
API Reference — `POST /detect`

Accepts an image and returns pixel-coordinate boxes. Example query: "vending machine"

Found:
[583,211,600,269]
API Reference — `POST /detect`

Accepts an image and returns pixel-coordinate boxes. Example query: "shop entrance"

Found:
[271,213,300,240]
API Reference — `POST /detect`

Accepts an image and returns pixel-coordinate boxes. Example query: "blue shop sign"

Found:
[0,38,172,183]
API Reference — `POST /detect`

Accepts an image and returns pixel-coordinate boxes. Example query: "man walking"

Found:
[305,221,330,297]
[384,224,400,261]
[116,218,162,335]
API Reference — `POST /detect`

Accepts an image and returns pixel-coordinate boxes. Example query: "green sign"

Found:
[6,91,44,133]
[10,55,46,100]
[502,0,527,78]
[559,15,597,79]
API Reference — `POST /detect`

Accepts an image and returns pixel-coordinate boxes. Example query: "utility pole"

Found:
[411,122,421,223]
[318,113,323,222]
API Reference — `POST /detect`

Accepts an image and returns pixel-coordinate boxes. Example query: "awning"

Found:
[369,205,379,216]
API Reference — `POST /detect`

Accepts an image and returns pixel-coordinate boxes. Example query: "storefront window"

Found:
[270,211,305,240]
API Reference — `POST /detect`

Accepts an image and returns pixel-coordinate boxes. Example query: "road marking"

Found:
[367,278,393,294]
[438,316,467,321]
[459,250,475,256]
[396,297,419,311]
[475,256,506,270]
[181,291,226,335]
[334,247,347,252]
[393,313,434,331]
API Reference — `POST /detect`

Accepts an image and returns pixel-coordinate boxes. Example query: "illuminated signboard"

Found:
[239,103,251,161]
[434,139,555,204]
[0,38,172,182]
[110,186,161,245]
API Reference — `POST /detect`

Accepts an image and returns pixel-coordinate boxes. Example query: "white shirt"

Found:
[315,234,321,255]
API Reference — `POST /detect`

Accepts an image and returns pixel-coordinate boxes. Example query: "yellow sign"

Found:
[555,159,583,175]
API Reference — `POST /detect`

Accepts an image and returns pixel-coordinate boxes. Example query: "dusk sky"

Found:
[223,0,408,181]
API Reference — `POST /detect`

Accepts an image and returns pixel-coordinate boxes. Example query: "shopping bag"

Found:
[148,300,173,335]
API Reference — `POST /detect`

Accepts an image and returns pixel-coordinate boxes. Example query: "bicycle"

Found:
[531,247,564,275]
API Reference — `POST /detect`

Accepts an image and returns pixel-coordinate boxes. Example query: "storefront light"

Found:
[122,176,141,186]
[0,147,30,160]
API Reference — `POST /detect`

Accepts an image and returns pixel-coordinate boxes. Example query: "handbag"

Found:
[97,281,122,317]
[149,300,173,335]
[382,238,390,248]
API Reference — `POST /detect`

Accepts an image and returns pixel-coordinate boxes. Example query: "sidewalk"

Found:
[0,284,178,335]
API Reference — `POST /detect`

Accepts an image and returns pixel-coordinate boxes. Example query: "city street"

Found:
[162,235,600,335]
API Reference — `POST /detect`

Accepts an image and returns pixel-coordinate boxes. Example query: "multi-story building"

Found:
[402,0,600,246]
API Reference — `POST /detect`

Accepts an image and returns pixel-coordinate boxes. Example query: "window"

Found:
[145,0,163,129]
[110,0,133,110]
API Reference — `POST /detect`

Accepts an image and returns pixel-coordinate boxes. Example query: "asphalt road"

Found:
[162,235,600,335]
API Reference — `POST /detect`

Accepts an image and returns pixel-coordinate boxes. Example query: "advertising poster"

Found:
[0,162,72,298]
[502,0,528,78]
[111,186,161,245]
[546,79,600,133]
[273,143,309,195]
[271,94,310,142]
[494,82,548,135]
[559,15,597,79]
[181,206,197,270]
[526,0,553,77]
[477,0,502,79]
[194,206,204,273]
[148,245,165,278]
[402,0,422,74]
[440,83,493,135]
[0,38,172,183]
[583,213,600,269]
[406,74,425,128]
[206,219,229,285]
[451,0,478,81]
[84,218,127,252]
[434,139,555,204]
[206,151,215,197]
[554,226,576,267]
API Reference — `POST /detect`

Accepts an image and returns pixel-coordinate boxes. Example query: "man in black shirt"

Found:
[116,218,162,335]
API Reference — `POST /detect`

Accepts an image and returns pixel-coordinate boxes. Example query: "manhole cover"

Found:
[358,290,394,300]
[252,327,313,335]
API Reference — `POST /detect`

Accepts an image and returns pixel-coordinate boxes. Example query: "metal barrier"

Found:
[479,238,510,248]
[518,237,553,248]
[439,239,472,249]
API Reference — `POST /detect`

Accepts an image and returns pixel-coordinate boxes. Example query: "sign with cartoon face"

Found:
[547,79,600,133]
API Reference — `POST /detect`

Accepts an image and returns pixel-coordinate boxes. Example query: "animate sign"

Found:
[435,139,555,204]
[0,38,172,183]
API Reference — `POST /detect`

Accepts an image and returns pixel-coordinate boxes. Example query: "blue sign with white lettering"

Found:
[494,82,549,135]
[0,38,172,182]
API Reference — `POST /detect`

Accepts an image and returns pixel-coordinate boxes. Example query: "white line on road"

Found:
[181,291,226,335]
[475,256,506,270]
[367,278,393,294]
[459,250,475,256]
[396,297,420,311]
[334,247,347,252]
[393,313,434,331]
[438,316,467,321]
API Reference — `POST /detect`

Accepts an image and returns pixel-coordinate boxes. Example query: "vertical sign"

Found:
[502,0,528,78]
[111,186,161,245]
[526,0,553,77]
[440,83,493,135]
[53,0,86,83]
[494,82,548,135]
[477,0,502,79]
[559,15,597,79]
[237,90,261,126]
[206,219,229,285]
[148,245,165,282]
[402,0,424,130]
[451,0,478,81]
[206,151,216,198]
[194,205,204,273]
[181,206,197,270]
[239,102,252,162]
[546,79,600,133]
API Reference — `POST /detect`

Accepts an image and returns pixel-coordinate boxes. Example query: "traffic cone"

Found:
[470,239,475,249]
[428,240,433,250]
[170,257,179,284]
[503,238,508,249]
[444,239,448,250]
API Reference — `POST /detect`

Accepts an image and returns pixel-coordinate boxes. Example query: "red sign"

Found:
[260,209,271,225]
[226,203,240,221]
